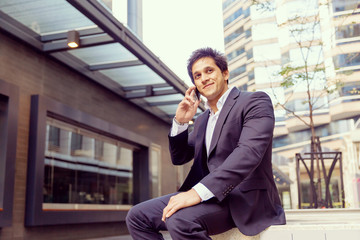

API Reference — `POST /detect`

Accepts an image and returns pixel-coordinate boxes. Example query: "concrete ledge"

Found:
[211,224,360,240]
[84,224,360,240]
[211,228,260,240]
[84,209,360,240]
[211,209,360,240]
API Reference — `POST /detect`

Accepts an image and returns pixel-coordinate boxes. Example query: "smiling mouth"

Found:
[203,83,213,89]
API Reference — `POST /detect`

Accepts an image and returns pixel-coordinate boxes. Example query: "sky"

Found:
[142,0,225,86]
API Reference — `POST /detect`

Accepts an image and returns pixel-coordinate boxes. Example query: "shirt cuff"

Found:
[192,183,215,202]
[170,118,188,136]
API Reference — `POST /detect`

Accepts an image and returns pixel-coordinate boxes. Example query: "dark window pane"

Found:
[44,120,134,207]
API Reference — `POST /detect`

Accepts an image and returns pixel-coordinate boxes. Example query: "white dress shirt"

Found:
[170,86,235,201]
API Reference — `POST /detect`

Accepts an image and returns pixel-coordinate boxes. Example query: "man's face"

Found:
[192,57,229,103]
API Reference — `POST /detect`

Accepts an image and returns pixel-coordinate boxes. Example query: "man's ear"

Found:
[223,70,229,82]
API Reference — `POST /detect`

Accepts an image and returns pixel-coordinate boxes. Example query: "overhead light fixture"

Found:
[67,30,79,48]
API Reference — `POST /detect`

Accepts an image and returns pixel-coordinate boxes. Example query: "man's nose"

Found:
[201,73,209,83]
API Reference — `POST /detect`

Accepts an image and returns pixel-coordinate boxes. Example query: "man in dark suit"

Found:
[126,47,286,239]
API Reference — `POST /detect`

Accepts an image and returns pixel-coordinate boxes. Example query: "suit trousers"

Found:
[126,193,235,240]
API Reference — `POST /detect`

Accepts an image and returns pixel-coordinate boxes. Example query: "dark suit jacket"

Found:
[169,88,286,236]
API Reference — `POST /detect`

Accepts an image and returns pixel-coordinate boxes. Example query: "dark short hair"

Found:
[187,47,228,83]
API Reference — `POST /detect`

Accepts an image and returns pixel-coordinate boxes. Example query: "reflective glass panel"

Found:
[0,0,96,35]
[100,65,166,87]
[68,43,138,65]
[44,118,134,206]
[144,94,183,103]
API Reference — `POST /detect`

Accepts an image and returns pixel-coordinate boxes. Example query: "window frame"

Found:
[0,79,19,227]
[26,95,151,226]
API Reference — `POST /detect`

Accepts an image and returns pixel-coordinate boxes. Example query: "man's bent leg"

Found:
[126,193,177,240]
[165,198,235,240]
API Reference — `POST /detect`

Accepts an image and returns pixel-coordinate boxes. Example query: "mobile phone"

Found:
[192,88,200,101]
[195,88,200,100]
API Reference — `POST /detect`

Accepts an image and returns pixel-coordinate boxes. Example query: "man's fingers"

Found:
[194,99,200,109]
[185,86,196,97]
[161,206,168,222]
[165,207,177,219]
[162,203,178,222]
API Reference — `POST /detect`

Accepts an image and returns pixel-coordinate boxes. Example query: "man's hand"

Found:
[175,86,200,124]
[162,189,201,222]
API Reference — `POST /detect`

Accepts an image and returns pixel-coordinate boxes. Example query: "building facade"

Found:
[223,0,360,209]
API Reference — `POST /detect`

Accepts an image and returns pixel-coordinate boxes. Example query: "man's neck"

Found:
[207,87,230,113]
[208,101,219,113]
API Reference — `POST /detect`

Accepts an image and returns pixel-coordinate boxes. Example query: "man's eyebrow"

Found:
[192,70,200,76]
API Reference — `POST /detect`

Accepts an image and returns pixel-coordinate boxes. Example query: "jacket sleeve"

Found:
[168,129,195,165]
[200,92,275,202]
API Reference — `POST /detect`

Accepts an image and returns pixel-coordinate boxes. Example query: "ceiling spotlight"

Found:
[67,30,79,48]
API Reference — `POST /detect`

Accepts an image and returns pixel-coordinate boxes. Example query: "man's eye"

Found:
[207,69,213,73]
[194,74,200,79]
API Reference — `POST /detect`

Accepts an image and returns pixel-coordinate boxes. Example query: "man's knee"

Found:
[126,204,143,227]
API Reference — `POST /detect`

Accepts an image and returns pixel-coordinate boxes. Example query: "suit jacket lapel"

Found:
[208,88,240,157]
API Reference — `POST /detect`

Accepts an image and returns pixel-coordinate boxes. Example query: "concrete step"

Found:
[211,224,360,240]
[83,209,360,240]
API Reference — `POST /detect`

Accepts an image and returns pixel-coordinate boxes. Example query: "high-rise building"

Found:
[223,0,360,209]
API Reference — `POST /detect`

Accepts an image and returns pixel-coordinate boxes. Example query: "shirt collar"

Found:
[204,86,236,115]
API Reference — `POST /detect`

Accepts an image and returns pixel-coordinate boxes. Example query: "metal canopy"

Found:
[0,0,204,123]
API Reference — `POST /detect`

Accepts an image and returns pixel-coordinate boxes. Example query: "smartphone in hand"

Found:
[193,88,200,101]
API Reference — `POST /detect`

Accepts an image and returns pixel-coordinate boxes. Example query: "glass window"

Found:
[340,82,360,96]
[333,0,360,12]
[224,7,244,27]
[229,64,246,80]
[44,118,134,206]
[285,97,328,113]
[223,0,237,10]
[227,46,245,61]
[248,70,254,81]
[0,0,96,35]
[333,53,360,68]
[149,144,161,198]
[336,24,360,39]
[273,118,354,148]
[224,8,249,27]
[246,48,253,60]
[245,28,252,38]
[238,84,248,91]
[224,26,244,45]
[274,109,286,121]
